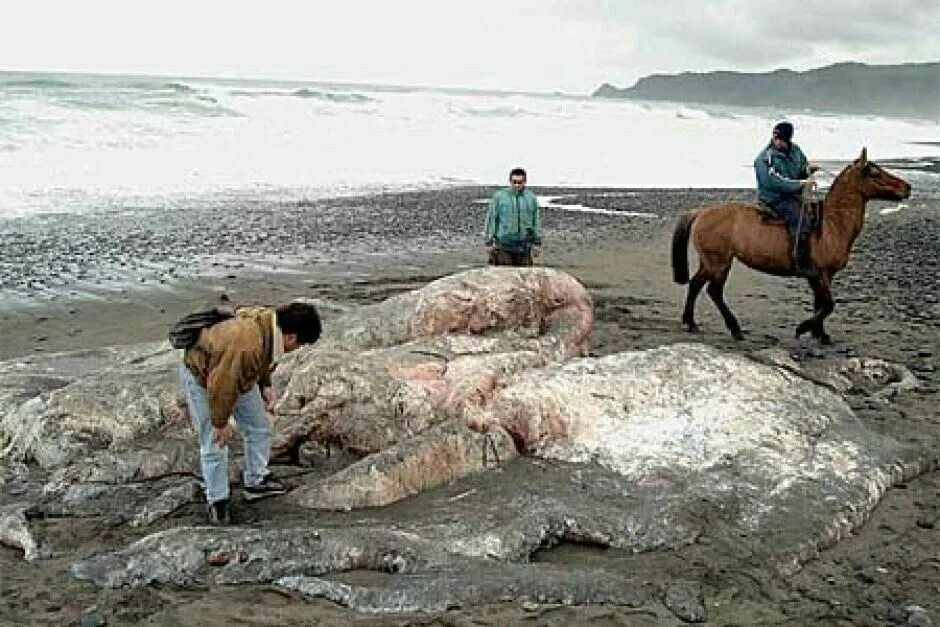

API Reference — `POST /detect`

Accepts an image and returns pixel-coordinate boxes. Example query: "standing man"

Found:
[179,302,321,524]
[484,167,542,266]
[754,121,820,277]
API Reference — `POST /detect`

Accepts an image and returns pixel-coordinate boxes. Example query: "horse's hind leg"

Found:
[681,266,707,333]
[706,268,744,340]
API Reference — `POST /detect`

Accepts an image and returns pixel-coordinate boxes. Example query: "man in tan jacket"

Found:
[180,302,321,524]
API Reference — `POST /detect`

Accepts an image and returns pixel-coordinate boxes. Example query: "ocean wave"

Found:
[0,77,78,90]
[229,89,279,97]
[50,93,239,117]
[5,77,241,117]
[1,74,204,97]
[229,88,375,103]
[292,88,374,103]
[452,105,539,118]
[161,81,196,94]
[115,79,198,93]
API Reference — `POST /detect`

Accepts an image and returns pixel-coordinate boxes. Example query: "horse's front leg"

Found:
[815,275,835,344]
[795,275,834,344]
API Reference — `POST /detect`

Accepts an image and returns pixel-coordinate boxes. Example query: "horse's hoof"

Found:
[818,333,832,346]
[685,323,701,334]
[795,322,811,338]
[731,329,745,341]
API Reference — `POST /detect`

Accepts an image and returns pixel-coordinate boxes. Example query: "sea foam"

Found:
[0,72,936,216]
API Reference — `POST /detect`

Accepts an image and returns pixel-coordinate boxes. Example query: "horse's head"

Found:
[852,147,912,201]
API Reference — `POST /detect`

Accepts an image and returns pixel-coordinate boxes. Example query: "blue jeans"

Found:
[179,364,272,504]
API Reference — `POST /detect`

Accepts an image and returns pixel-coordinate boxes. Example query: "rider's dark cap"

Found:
[772,121,794,142]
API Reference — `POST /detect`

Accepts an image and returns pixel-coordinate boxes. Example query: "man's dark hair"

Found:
[276,302,321,345]
[509,167,527,179]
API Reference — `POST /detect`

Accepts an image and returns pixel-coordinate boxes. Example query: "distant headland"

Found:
[593,62,940,120]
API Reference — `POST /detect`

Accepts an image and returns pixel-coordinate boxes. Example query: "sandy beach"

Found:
[1,185,938,625]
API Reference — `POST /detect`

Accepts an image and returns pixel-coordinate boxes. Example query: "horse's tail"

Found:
[671,212,697,284]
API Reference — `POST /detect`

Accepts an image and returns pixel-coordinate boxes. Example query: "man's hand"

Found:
[262,387,277,412]
[485,243,496,264]
[801,178,818,192]
[213,423,235,447]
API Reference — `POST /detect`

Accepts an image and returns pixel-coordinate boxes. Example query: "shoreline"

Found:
[1,182,936,360]
[0,186,749,360]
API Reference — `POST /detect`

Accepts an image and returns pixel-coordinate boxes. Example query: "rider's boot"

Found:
[792,234,818,278]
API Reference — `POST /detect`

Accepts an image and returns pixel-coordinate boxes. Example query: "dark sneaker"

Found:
[243,474,286,502]
[207,499,231,525]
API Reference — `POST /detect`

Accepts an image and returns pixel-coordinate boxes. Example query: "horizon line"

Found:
[0,67,585,99]
[4,58,936,100]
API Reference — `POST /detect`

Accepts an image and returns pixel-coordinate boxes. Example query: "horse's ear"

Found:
[860,147,868,167]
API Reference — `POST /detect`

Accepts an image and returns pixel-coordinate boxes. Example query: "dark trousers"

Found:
[771,196,815,275]
[772,197,803,234]
[490,248,533,267]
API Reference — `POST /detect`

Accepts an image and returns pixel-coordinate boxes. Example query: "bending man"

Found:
[180,302,321,524]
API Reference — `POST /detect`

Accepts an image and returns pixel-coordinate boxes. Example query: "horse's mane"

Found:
[826,159,860,196]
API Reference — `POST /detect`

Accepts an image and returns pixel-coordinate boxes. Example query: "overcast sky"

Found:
[2,0,937,93]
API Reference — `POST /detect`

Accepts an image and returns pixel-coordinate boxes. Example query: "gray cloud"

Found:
[1,0,936,93]
[614,0,939,78]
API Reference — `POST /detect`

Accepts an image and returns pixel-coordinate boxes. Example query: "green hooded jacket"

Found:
[484,188,542,252]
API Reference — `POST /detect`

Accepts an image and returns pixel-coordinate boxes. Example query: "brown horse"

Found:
[671,148,911,344]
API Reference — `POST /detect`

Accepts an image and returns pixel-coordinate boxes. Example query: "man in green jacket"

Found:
[484,167,542,266]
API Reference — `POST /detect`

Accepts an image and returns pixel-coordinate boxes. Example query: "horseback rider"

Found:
[754,121,820,277]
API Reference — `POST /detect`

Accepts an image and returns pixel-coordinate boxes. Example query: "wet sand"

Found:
[1,186,938,625]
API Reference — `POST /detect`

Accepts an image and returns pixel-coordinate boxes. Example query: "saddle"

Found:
[756,200,824,233]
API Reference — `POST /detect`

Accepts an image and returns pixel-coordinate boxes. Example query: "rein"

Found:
[802,174,821,212]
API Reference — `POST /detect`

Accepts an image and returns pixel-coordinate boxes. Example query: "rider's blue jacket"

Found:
[754,142,810,205]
